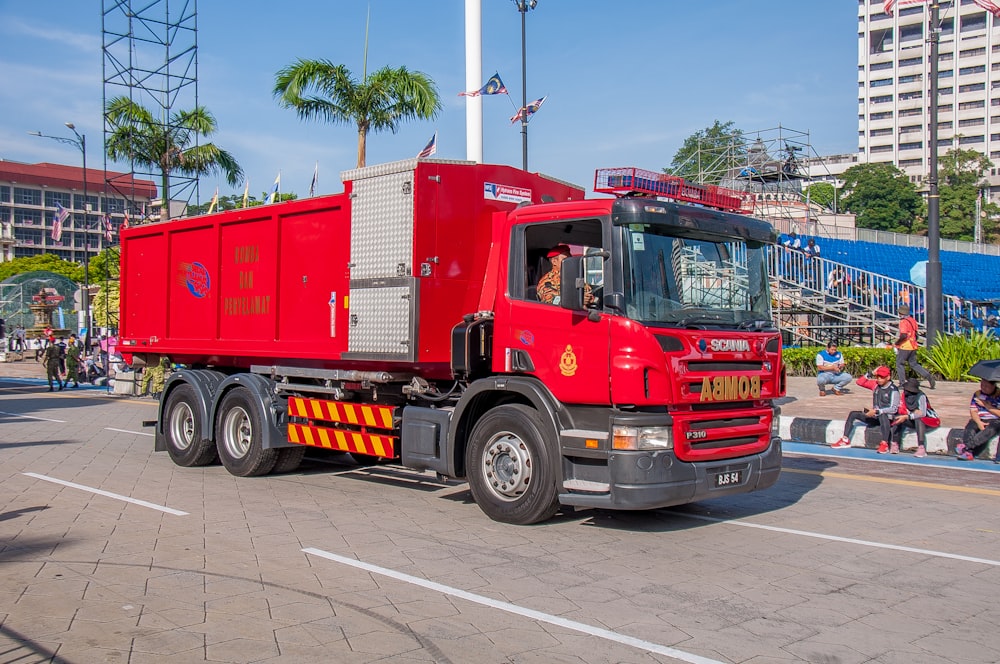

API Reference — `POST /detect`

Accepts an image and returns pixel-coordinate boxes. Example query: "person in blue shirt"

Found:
[816,340,852,397]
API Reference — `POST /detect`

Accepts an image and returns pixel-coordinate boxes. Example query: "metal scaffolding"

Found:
[102,0,200,220]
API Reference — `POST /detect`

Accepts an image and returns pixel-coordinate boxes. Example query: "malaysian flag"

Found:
[417,132,437,159]
[458,73,508,97]
[122,208,130,229]
[52,203,69,241]
[309,162,318,197]
[102,214,114,242]
[510,96,547,124]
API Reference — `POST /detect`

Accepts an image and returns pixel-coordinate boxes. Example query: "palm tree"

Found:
[274,59,441,168]
[105,96,243,220]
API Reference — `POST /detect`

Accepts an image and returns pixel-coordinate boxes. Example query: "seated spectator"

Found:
[957,378,1000,462]
[830,365,899,452]
[826,266,850,297]
[892,378,939,458]
[816,340,851,397]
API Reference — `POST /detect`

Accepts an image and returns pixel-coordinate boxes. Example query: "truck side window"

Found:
[521,220,604,305]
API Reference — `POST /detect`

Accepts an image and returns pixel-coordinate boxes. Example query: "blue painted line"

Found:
[783,441,1000,472]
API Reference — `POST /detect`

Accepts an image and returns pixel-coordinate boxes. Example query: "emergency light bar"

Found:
[594,167,753,214]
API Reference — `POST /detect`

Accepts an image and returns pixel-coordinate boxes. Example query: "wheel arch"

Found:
[212,372,289,450]
[155,369,225,452]
[449,376,564,479]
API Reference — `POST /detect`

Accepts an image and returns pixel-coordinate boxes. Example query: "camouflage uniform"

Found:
[64,337,82,387]
[139,357,171,397]
[41,342,64,391]
[536,268,561,303]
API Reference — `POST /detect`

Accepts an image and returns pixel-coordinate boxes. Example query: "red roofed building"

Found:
[0,160,157,263]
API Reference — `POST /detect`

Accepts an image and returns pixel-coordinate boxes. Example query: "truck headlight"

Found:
[612,425,673,450]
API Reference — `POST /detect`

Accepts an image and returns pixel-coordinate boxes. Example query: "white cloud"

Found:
[1,17,101,52]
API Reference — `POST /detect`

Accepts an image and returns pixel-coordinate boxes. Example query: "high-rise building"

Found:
[858,0,1000,198]
[0,161,156,263]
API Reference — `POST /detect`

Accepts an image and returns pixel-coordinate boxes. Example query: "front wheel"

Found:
[466,404,559,524]
[215,388,278,477]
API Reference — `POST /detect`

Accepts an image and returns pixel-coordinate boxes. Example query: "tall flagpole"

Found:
[465,0,483,163]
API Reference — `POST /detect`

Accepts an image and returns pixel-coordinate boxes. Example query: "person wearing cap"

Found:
[829,365,900,452]
[894,304,935,388]
[815,340,852,397]
[40,334,64,392]
[537,244,593,306]
[957,378,1000,462]
[892,378,937,458]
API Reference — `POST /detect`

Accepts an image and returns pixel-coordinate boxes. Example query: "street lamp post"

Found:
[29,124,90,348]
[514,0,537,171]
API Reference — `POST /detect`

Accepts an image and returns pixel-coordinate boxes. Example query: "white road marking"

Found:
[105,427,154,437]
[678,513,1000,567]
[0,411,65,423]
[22,472,188,516]
[302,547,724,664]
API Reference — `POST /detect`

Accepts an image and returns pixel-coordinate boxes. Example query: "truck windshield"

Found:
[621,224,771,328]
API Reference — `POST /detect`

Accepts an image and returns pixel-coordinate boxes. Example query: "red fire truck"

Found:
[120,159,784,524]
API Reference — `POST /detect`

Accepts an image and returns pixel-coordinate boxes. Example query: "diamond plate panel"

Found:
[349,165,415,280]
[346,284,415,358]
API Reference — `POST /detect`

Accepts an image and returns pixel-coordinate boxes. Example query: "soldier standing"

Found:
[65,334,82,388]
[41,335,64,391]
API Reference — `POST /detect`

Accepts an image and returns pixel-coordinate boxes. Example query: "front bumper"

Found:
[558,436,782,510]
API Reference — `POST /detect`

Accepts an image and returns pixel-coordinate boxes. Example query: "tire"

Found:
[215,388,278,477]
[163,384,217,467]
[466,404,559,525]
[272,446,307,473]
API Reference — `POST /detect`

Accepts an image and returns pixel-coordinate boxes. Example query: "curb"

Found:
[779,414,999,458]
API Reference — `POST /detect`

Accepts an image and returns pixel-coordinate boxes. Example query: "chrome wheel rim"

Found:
[168,402,195,451]
[481,431,532,502]
[221,406,253,460]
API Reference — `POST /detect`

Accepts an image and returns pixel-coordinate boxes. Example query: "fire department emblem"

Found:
[559,344,578,377]
[180,261,211,298]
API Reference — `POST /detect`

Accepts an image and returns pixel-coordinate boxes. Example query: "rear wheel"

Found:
[466,404,559,524]
[272,446,307,473]
[163,384,217,466]
[215,388,278,477]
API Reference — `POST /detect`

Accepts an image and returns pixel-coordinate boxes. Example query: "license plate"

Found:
[713,470,743,488]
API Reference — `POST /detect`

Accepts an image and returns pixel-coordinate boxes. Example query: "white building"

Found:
[858,0,1000,199]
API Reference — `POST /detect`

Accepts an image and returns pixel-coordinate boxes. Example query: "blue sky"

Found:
[0,1,858,201]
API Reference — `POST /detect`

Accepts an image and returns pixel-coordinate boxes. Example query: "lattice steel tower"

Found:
[102,0,200,220]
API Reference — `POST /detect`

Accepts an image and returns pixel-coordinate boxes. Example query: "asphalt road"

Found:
[1,380,999,663]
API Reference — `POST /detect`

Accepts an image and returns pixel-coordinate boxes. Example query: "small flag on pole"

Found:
[417,132,437,159]
[267,173,280,204]
[122,208,130,230]
[241,179,250,208]
[102,214,114,242]
[309,162,318,197]
[459,73,508,97]
[207,187,219,215]
[510,96,547,124]
[52,203,68,241]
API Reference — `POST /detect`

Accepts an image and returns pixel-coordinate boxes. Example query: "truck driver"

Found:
[537,244,594,306]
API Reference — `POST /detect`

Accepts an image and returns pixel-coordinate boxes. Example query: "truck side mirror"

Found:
[559,256,587,311]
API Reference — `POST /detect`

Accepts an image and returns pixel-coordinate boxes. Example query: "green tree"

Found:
[105,96,243,221]
[804,182,836,210]
[839,162,923,233]
[933,148,999,242]
[274,59,441,168]
[664,120,745,184]
[87,247,121,331]
[0,254,83,283]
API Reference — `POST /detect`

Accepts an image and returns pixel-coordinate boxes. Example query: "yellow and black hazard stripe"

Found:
[287,396,395,430]
[287,423,396,457]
